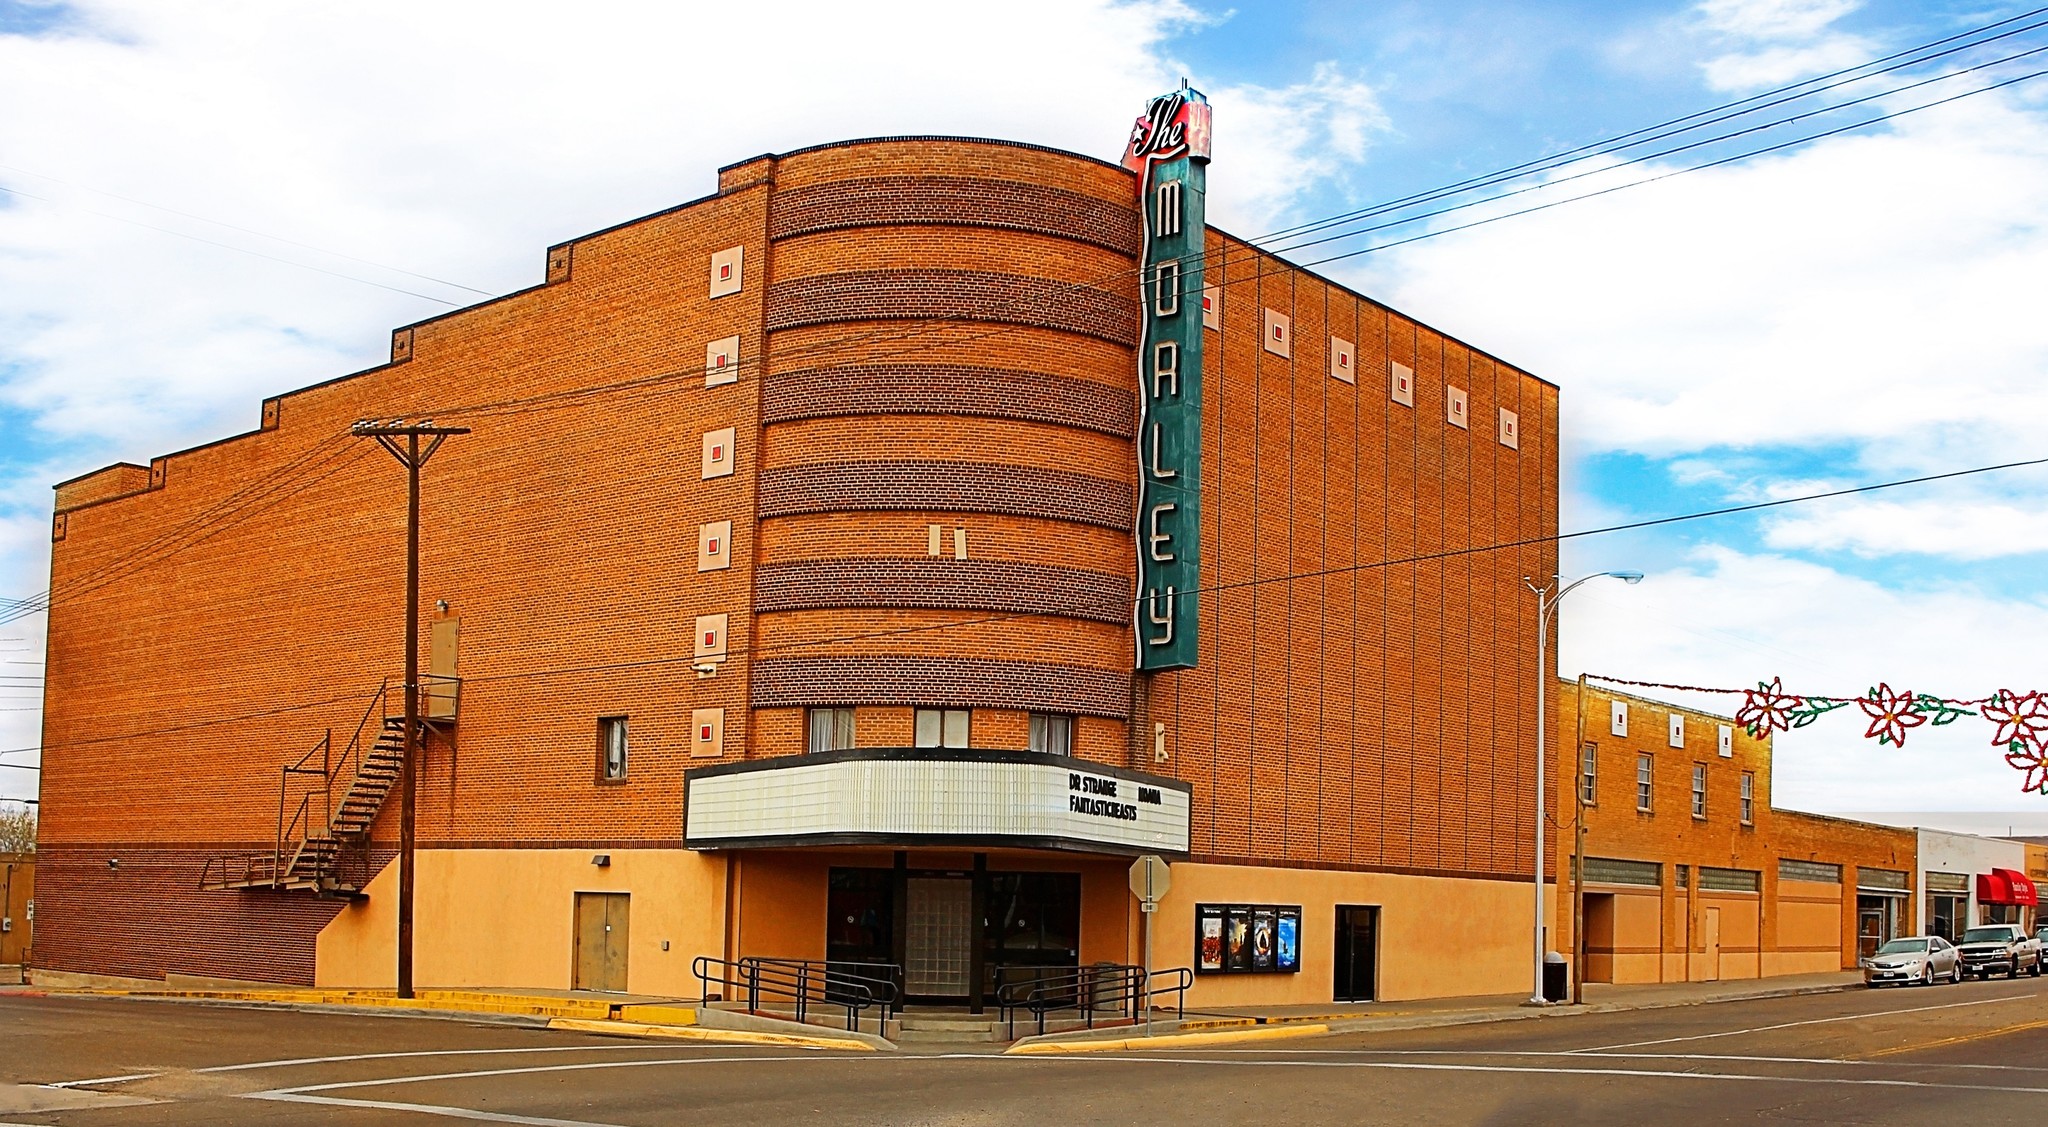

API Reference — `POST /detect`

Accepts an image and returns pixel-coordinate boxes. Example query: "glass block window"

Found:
[1584,857,1661,886]
[1699,866,1760,893]
[1779,859,1842,884]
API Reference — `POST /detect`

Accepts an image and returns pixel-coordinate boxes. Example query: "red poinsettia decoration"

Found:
[2005,741,2048,795]
[1982,689,2048,751]
[1857,682,1927,747]
[1735,677,1804,738]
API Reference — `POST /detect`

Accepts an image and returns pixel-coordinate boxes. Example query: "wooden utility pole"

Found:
[353,418,467,1000]
[1572,672,1589,1005]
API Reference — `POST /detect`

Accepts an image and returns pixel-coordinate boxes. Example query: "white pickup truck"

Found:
[1955,924,2043,979]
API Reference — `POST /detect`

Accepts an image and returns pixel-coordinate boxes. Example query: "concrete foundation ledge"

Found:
[1007,1022,1330,1054]
[548,1015,881,1052]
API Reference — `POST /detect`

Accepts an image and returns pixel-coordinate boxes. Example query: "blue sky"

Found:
[2,0,2046,820]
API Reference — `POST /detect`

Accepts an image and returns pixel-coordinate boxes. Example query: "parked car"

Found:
[1861,936,1961,987]
[1955,924,2043,979]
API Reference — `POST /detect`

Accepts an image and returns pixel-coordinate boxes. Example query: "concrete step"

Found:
[893,1027,1002,1044]
[898,1014,999,1032]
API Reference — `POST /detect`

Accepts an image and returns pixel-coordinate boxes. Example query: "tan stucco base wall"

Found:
[316,849,726,994]
[1151,864,1535,1006]
[1563,881,1846,986]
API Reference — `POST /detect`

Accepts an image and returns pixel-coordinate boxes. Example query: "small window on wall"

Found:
[915,708,970,749]
[597,716,628,782]
[1579,742,1597,805]
[1029,713,1074,755]
[808,707,854,754]
[1636,754,1653,812]
[1676,864,1690,889]
[1691,764,1707,819]
[1740,772,1755,824]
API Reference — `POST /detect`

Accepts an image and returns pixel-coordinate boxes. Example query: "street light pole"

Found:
[354,418,468,1001]
[1525,570,1642,1006]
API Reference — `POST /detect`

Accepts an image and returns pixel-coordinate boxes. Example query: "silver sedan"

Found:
[1862,936,1960,986]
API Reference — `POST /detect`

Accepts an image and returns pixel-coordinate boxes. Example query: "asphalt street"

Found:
[7,976,2048,1125]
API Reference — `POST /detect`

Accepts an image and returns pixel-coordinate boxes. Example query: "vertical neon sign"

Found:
[1124,84,1209,672]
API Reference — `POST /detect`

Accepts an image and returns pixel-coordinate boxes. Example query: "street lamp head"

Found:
[1610,571,1645,584]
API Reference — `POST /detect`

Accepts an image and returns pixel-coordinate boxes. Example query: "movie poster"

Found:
[1226,909,1252,970]
[1251,909,1276,970]
[1199,908,1225,971]
[1276,910,1299,971]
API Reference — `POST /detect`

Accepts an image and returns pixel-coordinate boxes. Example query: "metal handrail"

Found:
[1141,966,1193,1023]
[691,955,895,1032]
[997,963,1144,1040]
[744,957,902,1014]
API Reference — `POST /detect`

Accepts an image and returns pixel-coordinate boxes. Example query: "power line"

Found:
[12,453,2037,759]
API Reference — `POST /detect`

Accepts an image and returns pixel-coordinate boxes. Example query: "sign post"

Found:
[1129,854,1172,1033]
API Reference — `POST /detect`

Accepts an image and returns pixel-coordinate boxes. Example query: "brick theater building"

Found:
[34,90,1563,1008]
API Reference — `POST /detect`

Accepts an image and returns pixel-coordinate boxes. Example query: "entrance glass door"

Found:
[984,872,1081,997]
[905,876,975,997]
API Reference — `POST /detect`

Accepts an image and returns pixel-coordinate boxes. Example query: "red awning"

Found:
[1988,868,2040,906]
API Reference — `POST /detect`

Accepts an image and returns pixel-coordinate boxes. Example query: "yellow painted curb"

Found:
[1006,1022,1331,1054]
[56,987,615,1021]
[546,1017,874,1052]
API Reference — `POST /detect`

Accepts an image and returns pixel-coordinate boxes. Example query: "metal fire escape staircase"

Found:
[199,676,457,898]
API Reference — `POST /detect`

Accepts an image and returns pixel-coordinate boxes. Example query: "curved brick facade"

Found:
[767,176,1140,254]
[754,558,1132,625]
[761,364,1136,438]
[751,655,1131,718]
[764,269,1137,345]
[757,460,1134,530]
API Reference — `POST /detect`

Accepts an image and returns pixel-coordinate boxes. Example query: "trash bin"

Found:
[1542,951,1569,1002]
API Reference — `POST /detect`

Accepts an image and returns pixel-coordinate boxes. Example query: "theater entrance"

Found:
[825,863,1082,1007]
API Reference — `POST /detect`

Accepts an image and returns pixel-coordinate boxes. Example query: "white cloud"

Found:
[1363,86,2048,470]
[1203,62,1390,232]
[1693,0,1876,92]
[1763,493,2048,559]
[1560,545,2048,813]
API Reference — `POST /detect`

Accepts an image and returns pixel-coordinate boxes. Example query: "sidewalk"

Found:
[1007,971,1864,1053]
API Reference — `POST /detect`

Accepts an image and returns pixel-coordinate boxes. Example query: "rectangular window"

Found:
[1676,864,1690,889]
[1029,713,1074,756]
[1579,742,1597,805]
[807,707,855,754]
[1778,858,1841,884]
[1636,753,1653,812]
[1692,764,1707,819]
[1699,866,1761,893]
[1740,772,1755,824]
[1583,857,1660,886]
[914,708,970,749]
[597,715,628,782]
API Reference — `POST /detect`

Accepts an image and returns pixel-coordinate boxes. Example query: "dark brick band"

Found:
[762,364,1136,439]
[769,176,1141,255]
[752,656,1131,718]
[756,558,1133,625]
[765,270,1137,346]
[758,460,1134,530]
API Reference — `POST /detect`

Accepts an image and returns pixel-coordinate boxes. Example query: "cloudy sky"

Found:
[2,0,2045,824]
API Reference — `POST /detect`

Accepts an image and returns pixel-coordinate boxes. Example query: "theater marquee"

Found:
[1124,83,1210,672]
[683,749,1192,855]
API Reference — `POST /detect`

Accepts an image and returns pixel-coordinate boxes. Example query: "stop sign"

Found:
[1129,854,1171,903]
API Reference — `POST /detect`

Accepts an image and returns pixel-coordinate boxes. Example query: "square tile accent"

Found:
[1391,361,1415,407]
[695,614,729,661]
[1498,407,1520,449]
[1668,712,1686,749]
[691,708,725,757]
[546,245,573,284]
[702,427,736,479]
[1262,308,1291,358]
[1202,284,1220,330]
[699,520,733,571]
[1611,700,1629,737]
[709,246,744,298]
[926,524,943,557]
[952,527,968,560]
[1718,724,1734,758]
[1447,385,1469,429]
[705,335,740,388]
[1329,336,1355,384]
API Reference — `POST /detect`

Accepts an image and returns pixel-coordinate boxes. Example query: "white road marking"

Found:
[1570,992,2041,1052]
[1184,1048,2048,1073]
[1031,1054,2048,1094]
[254,1054,842,1096]
[249,1091,630,1127]
[198,1042,733,1074]
[39,1073,160,1088]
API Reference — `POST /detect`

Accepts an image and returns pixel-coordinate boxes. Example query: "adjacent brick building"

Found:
[1552,680,1917,984]
[36,112,1564,1008]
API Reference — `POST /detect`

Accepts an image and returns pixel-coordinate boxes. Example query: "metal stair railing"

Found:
[691,955,899,1032]
[997,963,1142,1041]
